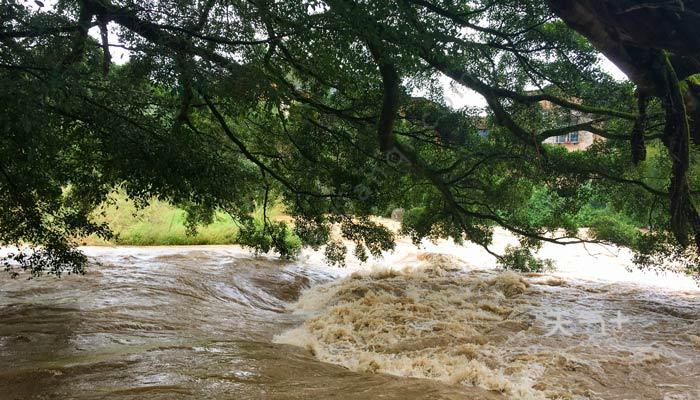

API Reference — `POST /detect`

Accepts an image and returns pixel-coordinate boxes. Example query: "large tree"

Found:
[1,0,698,276]
[548,0,700,248]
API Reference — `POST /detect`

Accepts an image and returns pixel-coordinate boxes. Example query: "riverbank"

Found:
[81,194,286,246]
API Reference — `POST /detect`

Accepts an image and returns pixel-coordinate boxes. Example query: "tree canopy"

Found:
[1,0,699,277]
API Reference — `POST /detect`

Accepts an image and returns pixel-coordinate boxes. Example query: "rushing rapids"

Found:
[1,235,699,399]
[275,253,699,399]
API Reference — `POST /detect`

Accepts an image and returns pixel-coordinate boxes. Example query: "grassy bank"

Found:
[81,194,284,246]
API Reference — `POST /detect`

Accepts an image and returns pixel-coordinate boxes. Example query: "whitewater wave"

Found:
[275,254,546,399]
[275,253,700,400]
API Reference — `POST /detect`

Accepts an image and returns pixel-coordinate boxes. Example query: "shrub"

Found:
[498,245,554,273]
[587,214,640,247]
[237,218,301,260]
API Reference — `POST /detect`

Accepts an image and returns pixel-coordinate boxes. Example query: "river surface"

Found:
[0,234,699,399]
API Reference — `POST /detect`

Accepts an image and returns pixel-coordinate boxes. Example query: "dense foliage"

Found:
[1,0,698,277]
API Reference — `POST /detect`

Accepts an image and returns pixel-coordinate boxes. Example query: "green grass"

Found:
[81,193,286,246]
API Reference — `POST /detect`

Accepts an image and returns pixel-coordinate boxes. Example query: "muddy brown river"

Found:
[0,240,698,399]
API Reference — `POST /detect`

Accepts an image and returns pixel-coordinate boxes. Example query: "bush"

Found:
[587,213,640,247]
[236,218,302,260]
[524,185,580,234]
[498,245,554,273]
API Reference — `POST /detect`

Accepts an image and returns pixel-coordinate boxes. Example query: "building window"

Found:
[569,131,579,144]
[555,132,579,144]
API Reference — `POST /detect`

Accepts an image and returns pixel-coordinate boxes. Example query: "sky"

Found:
[435,56,628,110]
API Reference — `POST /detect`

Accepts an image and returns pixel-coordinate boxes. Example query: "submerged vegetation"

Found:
[1,1,700,278]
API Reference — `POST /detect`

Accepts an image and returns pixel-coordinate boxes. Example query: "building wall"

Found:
[543,130,601,151]
[476,97,604,151]
[539,98,603,151]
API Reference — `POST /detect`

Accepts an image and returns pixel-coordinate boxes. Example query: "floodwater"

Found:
[1,233,699,399]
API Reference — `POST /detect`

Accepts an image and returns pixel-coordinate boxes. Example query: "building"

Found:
[537,99,603,151]
[542,127,600,151]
